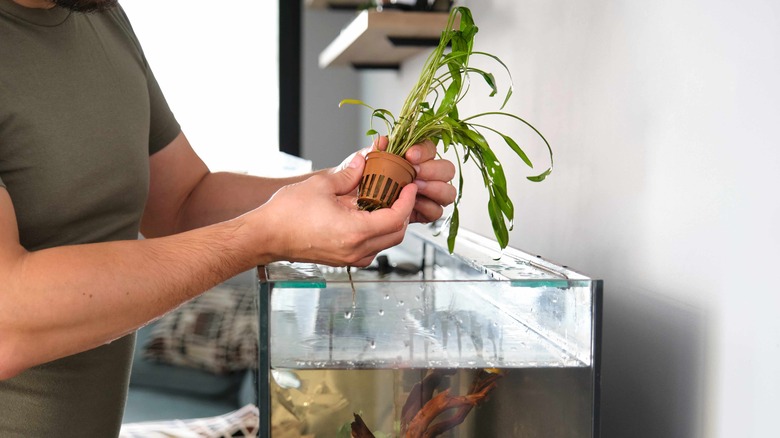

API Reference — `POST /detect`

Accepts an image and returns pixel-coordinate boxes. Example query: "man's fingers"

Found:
[373,136,389,152]
[413,159,456,183]
[411,197,445,224]
[326,154,365,196]
[389,183,418,218]
[403,139,437,164]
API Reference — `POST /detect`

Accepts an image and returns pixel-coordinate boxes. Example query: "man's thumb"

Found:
[329,153,365,196]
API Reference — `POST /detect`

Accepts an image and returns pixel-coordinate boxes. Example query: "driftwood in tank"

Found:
[350,368,503,438]
[350,413,375,438]
[400,369,456,429]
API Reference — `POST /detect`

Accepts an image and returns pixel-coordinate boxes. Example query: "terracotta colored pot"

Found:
[358,151,417,211]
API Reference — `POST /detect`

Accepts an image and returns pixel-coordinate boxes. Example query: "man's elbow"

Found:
[0,334,28,380]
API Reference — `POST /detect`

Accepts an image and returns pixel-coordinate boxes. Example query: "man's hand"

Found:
[251,153,417,267]
[381,137,457,224]
[336,137,457,224]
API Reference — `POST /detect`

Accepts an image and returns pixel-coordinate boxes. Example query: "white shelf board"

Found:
[318,10,451,69]
[306,0,366,9]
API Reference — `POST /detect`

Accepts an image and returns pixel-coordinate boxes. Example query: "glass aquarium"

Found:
[257,224,602,437]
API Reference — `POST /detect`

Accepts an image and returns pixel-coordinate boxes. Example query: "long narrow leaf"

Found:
[527,167,552,182]
[338,98,369,108]
[463,111,554,171]
[471,52,515,110]
[447,207,460,253]
[492,183,515,224]
[464,67,497,97]
[469,122,534,169]
[487,197,509,249]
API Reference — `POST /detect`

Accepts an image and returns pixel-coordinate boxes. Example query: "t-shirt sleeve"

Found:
[111,6,181,156]
[145,66,181,155]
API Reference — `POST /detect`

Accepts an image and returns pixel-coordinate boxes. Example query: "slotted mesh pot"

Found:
[357,151,417,211]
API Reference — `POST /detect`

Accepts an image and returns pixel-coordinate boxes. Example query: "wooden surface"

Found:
[318,10,451,69]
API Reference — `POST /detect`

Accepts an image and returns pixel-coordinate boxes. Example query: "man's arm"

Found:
[0,187,258,379]
[0,135,417,379]
[141,133,457,236]
[141,132,313,236]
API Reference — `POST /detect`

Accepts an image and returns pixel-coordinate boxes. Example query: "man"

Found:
[0,0,457,435]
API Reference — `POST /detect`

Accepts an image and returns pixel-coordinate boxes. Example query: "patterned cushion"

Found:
[120,403,260,438]
[143,284,258,374]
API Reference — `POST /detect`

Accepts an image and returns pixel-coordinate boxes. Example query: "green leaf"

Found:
[527,167,553,182]
[455,6,475,30]
[371,108,396,124]
[488,157,507,189]
[500,133,533,168]
[492,183,515,224]
[447,206,460,253]
[454,7,477,52]
[449,106,460,121]
[451,146,465,203]
[483,72,497,97]
[370,109,395,133]
[437,81,460,117]
[461,128,490,151]
[502,86,514,110]
[440,51,469,66]
[339,98,366,108]
[441,129,453,151]
[336,421,351,438]
[471,51,515,110]
[461,111,554,175]
[366,129,378,136]
[487,198,509,249]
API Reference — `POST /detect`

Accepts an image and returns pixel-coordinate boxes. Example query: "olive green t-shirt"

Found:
[0,1,181,436]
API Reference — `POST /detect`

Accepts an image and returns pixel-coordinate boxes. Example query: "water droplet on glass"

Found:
[370,340,376,349]
[378,309,384,316]
[344,311,353,319]
[398,300,405,306]
[384,294,390,300]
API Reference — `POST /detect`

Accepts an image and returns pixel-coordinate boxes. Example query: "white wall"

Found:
[122,1,278,175]
[345,0,780,436]
[301,8,363,169]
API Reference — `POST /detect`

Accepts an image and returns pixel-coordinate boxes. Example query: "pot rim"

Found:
[365,150,417,181]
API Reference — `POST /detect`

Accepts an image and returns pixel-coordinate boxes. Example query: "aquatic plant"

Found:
[341,6,553,252]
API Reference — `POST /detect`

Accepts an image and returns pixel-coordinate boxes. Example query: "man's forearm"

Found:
[1,151,415,379]
[0,216,262,379]
[174,170,324,232]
